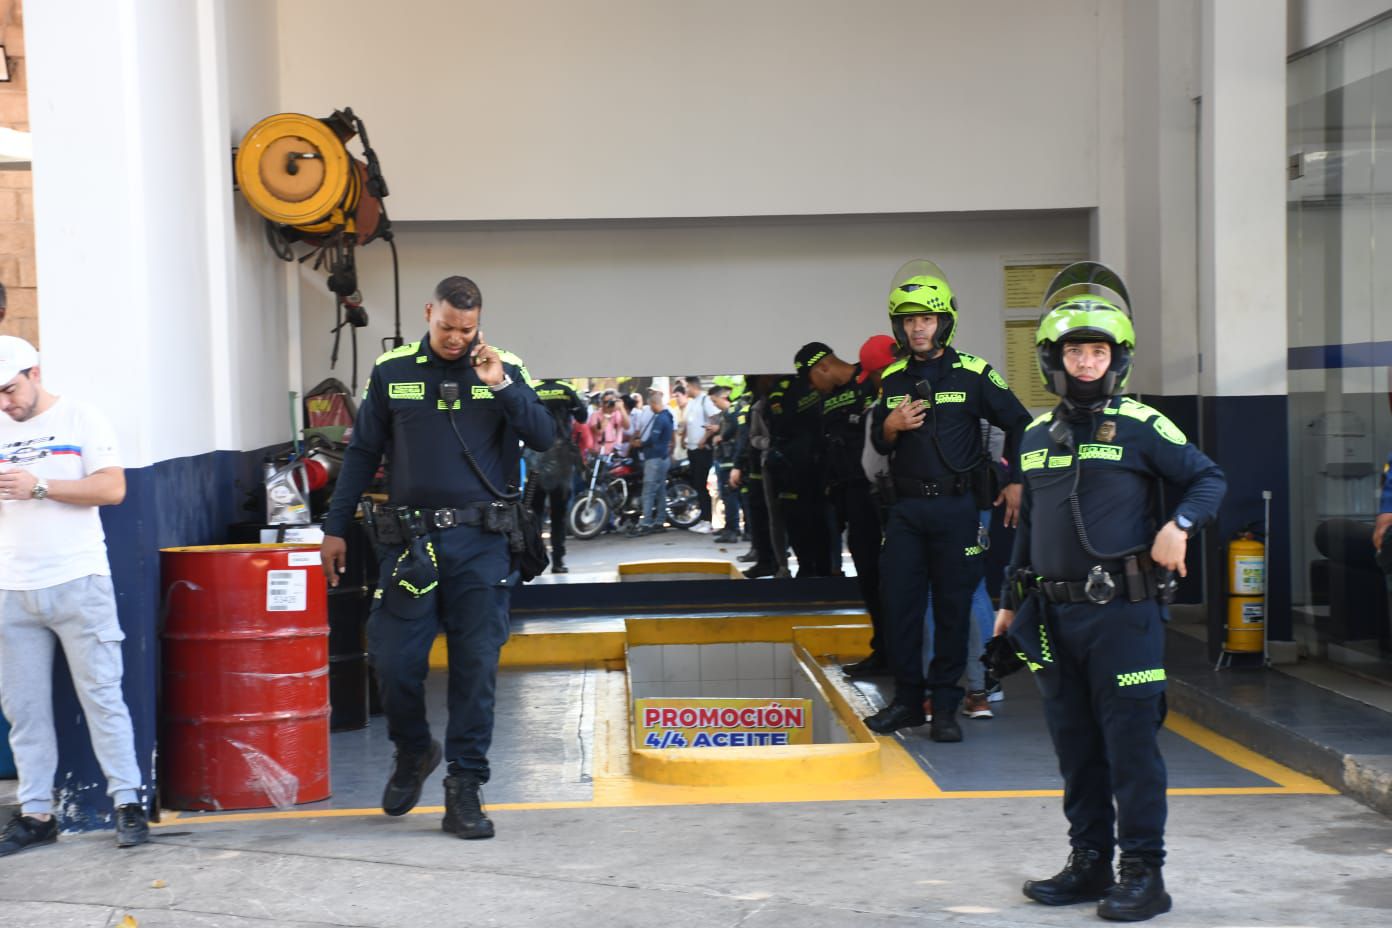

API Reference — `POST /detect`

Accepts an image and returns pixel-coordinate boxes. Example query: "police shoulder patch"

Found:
[988,368,1009,390]
[1153,414,1187,445]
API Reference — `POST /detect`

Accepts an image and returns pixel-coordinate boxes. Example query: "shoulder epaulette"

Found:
[882,358,909,378]
[374,341,421,366]
[953,351,987,374]
[1026,411,1053,431]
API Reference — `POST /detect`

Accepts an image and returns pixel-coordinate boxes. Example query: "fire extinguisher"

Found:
[1225,530,1265,652]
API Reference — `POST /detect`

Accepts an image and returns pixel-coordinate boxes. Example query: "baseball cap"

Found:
[0,336,38,385]
[794,342,834,378]
[857,334,898,383]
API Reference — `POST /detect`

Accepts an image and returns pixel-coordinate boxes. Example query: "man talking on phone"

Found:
[320,275,552,839]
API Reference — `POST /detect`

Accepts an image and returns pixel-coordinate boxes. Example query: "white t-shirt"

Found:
[0,398,121,589]
[683,394,717,451]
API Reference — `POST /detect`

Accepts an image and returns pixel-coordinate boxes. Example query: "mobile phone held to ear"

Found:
[467,334,483,366]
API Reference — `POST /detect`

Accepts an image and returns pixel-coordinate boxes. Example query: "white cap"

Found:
[0,336,38,385]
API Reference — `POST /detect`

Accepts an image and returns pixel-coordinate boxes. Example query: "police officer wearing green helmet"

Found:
[866,260,1031,740]
[993,263,1226,922]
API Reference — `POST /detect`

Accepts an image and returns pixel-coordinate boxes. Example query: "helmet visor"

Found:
[890,259,950,291]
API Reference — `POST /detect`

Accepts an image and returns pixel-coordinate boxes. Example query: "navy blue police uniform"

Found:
[822,366,885,649]
[767,374,831,576]
[527,378,589,569]
[870,347,1030,722]
[1004,398,1225,867]
[324,336,553,784]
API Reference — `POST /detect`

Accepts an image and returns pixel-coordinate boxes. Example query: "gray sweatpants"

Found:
[0,575,143,815]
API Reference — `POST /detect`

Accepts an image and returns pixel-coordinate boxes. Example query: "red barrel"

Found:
[160,544,331,810]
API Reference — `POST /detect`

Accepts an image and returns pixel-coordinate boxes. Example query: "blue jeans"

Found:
[640,456,670,527]
[922,510,996,692]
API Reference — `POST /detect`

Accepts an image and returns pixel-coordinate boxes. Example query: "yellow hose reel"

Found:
[233,110,384,243]
[233,108,400,391]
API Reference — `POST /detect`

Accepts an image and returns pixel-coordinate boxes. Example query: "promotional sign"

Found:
[634,698,813,749]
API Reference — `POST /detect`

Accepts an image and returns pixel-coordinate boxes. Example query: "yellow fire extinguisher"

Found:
[1225,532,1265,652]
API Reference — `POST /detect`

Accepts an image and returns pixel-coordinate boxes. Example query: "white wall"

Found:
[296,211,1089,386]
[26,0,289,467]
[276,0,1102,221]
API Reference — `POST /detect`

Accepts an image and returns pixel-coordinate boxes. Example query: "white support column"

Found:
[1199,0,1288,399]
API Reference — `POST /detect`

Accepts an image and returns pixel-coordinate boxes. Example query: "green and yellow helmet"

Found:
[887,259,957,350]
[712,374,746,401]
[1035,262,1136,399]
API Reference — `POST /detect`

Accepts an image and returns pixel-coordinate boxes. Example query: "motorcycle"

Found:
[568,452,701,539]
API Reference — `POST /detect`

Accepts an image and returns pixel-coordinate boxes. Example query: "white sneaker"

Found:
[690,521,714,534]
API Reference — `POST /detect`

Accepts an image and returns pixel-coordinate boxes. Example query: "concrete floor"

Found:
[4,659,1389,927]
[2,792,1388,927]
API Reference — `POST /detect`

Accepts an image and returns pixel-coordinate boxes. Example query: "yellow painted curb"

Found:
[624,613,867,645]
[618,558,744,579]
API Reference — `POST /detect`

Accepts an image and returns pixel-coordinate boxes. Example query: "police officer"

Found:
[321,275,553,840]
[866,261,1030,740]
[803,346,885,673]
[993,263,1226,921]
[731,374,787,578]
[766,347,833,577]
[528,376,589,573]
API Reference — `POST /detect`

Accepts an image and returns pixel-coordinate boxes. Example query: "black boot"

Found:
[381,740,442,816]
[442,773,495,839]
[1023,848,1116,906]
[929,713,963,742]
[841,652,889,677]
[863,702,927,733]
[1097,856,1170,921]
[552,554,568,574]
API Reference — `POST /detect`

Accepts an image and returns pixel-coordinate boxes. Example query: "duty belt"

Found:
[361,502,487,545]
[1033,556,1169,605]
[894,474,970,498]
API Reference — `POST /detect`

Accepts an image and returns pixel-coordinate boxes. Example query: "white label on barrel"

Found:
[1241,602,1263,622]
[1233,557,1264,595]
[287,551,320,567]
[267,569,308,611]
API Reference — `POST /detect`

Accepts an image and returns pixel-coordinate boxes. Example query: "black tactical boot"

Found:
[1023,848,1116,906]
[381,739,442,816]
[863,702,927,733]
[929,712,963,743]
[552,554,568,574]
[841,652,889,677]
[1097,855,1171,921]
[442,773,495,839]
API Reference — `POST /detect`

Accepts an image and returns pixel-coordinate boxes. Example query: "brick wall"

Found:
[0,0,35,346]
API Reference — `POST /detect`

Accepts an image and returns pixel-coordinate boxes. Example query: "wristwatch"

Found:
[31,477,49,500]
[1174,513,1196,537]
[487,374,513,392]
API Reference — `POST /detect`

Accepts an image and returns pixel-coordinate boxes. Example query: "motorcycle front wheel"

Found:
[665,480,701,528]
[568,491,610,540]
